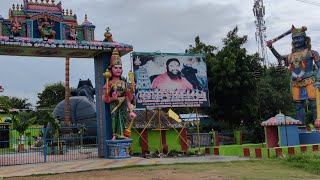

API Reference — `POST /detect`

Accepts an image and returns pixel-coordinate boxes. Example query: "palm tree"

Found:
[78,124,87,151]
[12,113,37,152]
[46,112,61,152]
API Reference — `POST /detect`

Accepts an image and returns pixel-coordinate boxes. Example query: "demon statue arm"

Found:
[266,40,288,66]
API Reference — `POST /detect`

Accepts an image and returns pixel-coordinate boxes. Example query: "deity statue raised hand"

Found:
[102,48,136,140]
[38,14,56,39]
[266,26,320,126]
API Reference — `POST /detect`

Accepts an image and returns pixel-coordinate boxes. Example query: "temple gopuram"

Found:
[0,0,133,158]
[0,0,132,58]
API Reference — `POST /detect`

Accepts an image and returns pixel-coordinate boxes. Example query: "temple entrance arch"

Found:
[0,0,133,158]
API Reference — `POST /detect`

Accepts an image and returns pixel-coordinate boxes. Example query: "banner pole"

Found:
[158,108,163,155]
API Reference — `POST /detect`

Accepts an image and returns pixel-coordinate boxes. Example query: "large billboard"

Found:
[133,52,209,108]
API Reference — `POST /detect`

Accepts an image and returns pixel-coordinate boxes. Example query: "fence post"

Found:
[234,130,243,145]
[43,127,47,162]
[212,131,219,146]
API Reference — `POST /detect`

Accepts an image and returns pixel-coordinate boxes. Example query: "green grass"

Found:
[282,152,320,175]
[12,160,319,180]
[111,160,319,179]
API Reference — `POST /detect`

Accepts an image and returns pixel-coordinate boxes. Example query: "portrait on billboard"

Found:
[133,52,209,108]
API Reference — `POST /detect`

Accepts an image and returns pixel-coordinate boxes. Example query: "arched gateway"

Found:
[0,0,133,158]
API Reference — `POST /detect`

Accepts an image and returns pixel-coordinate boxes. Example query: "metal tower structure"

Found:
[253,0,268,65]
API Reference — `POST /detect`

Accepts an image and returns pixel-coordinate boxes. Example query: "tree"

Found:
[186,27,262,129]
[257,66,295,119]
[8,97,32,110]
[0,96,10,113]
[36,82,65,108]
[185,36,217,57]
[0,96,32,111]
[12,112,37,151]
[212,27,262,128]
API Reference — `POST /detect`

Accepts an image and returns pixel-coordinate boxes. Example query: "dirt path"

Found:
[7,160,319,180]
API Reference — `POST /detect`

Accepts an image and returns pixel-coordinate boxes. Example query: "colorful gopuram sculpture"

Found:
[11,17,22,37]
[102,48,136,140]
[103,27,113,42]
[37,13,56,39]
[267,26,320,128]
[0,0,96,41]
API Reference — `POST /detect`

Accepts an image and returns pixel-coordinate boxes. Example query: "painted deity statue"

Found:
[69,25,77,40]
[102,48,136,140]
[11,17,22,36]
[38,14,56,39]
[266,26,320,126]
[103,27,113,42]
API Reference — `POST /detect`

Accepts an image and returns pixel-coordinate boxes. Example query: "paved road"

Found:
[0,155,251,178]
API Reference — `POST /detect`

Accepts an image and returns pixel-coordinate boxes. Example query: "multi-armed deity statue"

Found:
[37,13,56,39]
[267,26,320,128]
[102,48,136,140]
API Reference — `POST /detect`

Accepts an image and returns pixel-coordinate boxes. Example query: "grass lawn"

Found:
[7,159,320,180]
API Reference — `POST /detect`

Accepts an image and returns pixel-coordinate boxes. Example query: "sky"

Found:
[0,0,320,106]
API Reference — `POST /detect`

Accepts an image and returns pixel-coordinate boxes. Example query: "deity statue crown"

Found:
[110,48,122,67]
[291,26,307,37]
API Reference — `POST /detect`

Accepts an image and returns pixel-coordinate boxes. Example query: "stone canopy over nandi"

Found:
[0,0,133,58]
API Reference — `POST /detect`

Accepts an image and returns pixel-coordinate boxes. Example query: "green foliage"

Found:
[185,36,217,57]
[187,27,261,130]
[9,125,43,149]
[257,66,295,119]
[8,97,32,109]
[36,82,65,108]
[185,27,295,136]
[283,152,320,175]
[0,96,10,113]
[0,96,32,110]
[12,112,37,137]
[76,123,88,136]
[46,112,61,139]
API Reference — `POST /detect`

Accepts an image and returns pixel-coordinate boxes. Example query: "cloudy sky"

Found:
[0,0,319,106]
